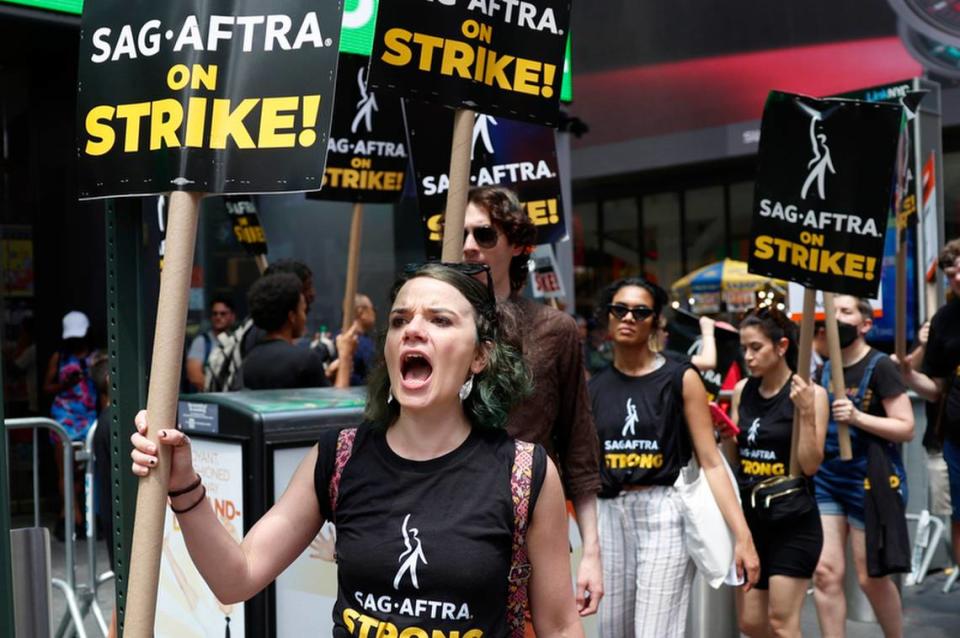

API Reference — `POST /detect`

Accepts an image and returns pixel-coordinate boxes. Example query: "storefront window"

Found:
[641,192,682,289]
[728,181,755,261]
[942,152,960,243]
[684,186,725,271]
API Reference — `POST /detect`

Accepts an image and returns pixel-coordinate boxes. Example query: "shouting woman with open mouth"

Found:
[130,262,584,638]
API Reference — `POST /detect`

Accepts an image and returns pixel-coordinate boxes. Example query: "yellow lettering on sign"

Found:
[379,27,556,98]
[752,235,877,281]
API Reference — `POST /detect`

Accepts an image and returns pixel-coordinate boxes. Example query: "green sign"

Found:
[1,0,82,14]
[561,34,573,102]
[340,0,379,55]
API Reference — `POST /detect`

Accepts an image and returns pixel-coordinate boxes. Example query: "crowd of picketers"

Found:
[43,186,960,637]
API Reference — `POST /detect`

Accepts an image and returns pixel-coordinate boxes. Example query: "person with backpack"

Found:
[812,295,914,638]
[43,310,99,540]
[588,277,759,638]
[185,296,235,392]
[130,263,584,636]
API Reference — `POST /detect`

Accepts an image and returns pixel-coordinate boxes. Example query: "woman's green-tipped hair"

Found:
[365,263,532,429]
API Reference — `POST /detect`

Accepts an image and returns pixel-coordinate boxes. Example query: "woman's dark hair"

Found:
[247,273,302,332]
[594,277,669,328]
[740,307,799,372]
[468,186,536,294]
[365,263,531,429]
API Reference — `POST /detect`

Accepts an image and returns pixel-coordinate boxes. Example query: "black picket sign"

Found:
[403,101,566,255]
[368,0,571,125]
[665,309,742,400]
[224,196,267,256]
[748,91,906,298]
[78,0,344,199]
[308,53,408,203]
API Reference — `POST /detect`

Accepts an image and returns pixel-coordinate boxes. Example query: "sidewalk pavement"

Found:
[37,531,958,637]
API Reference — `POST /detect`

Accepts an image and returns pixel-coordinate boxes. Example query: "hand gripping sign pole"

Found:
[789,288,817,475]
[124,190,203,636]
[336,202,365,388]
[823,292,853,460]
[441,109,475,262]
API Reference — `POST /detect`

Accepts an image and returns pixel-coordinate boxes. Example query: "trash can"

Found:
[154,387,367,638]
[686,572,738,638]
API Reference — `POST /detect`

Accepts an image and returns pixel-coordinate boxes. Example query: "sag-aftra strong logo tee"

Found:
[315,424,547,637]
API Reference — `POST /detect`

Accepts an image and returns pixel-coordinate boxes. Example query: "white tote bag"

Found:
[673,450,740,588]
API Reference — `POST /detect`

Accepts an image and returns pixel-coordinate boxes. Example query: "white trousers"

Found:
[598,486,694,638]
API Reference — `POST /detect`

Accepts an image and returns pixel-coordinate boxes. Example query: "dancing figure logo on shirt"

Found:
[393,514,428,590]
[351,67,378,134]
[622,397,639,437]
[747,418,761,445]
[799,104,836,200]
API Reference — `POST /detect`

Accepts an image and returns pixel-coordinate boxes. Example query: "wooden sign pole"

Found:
[336,202,364,388]
[441,108,475,263]
[789,288,816,476]
[124,190,203,636]
[895,227,907,362]
[822,292,853,460]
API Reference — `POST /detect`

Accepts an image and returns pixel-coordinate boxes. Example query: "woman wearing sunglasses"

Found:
[130,263,584,637]
[588,277,759,638]
[729,308,828,638]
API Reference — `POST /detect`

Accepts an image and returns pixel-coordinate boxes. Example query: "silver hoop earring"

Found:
[387,387,395,404]
[459,375,475,402]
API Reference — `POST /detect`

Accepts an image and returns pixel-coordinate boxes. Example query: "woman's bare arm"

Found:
[528,458,584,638]
[160,438,323,603]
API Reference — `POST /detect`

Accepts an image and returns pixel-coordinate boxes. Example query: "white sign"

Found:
[529,244,565,299]
[787,282,883,321]
[273,446,339,637]
[156,439,245,637]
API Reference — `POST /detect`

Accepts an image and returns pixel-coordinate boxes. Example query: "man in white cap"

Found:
[43,310,99,540]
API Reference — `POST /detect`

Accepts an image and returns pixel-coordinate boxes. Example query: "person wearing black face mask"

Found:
[811,295,915,638]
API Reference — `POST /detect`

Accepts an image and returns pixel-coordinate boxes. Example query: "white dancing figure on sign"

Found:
[351,67,378,134]
[472,114,498,159]
[800,113,835,200]
[622,397,639,437]
[393,514,428,590]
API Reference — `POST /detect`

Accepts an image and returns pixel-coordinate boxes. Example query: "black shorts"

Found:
[743,493,823,590]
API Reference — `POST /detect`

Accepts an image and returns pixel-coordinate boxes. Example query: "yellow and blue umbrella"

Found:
[671,259,785,313]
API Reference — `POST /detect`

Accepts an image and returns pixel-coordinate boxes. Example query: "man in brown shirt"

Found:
[462,186,603,616]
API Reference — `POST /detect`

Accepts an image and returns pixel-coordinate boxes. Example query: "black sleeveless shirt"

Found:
[314,424,546,637]
[588,357,692,496]
[735,377,794,491]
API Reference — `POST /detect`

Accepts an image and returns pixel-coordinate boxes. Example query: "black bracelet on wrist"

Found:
[170,484,207,515]
[168,474,202,497]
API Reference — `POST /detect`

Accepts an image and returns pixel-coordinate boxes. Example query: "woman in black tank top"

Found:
[730,308,828,637]
[590,277,759,638]
[129,263,585,637]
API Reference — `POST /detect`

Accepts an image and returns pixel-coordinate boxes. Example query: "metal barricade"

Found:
[5,417,113,638]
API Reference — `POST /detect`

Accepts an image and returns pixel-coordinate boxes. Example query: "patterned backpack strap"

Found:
[507,439,536,637]
[328,427,358,518]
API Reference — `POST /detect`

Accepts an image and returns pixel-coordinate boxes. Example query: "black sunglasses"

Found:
[607,303,655,321]
[403,261,496,300]
[463,226,499,249]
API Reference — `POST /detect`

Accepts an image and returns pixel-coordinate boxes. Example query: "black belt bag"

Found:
[750,475,815,523]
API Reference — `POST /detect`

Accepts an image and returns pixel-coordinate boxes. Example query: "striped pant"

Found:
[598,486,694,638]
